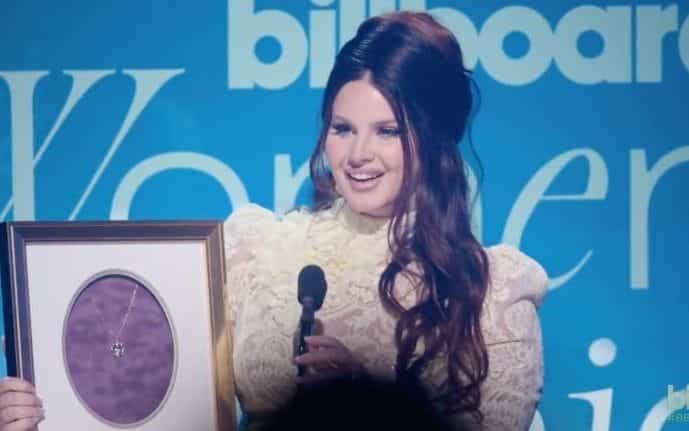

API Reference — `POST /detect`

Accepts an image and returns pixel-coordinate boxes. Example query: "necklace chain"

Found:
[97,284,139,358]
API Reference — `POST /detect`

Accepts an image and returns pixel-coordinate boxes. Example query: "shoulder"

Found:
[223,203,277,243]
[484,243,548,308]
[474,245,547,429]
[224,202,278,226]
[223,203,314,254]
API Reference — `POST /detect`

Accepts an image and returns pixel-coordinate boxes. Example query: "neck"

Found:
[335,198,390,236]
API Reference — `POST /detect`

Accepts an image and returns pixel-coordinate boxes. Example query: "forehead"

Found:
[332,79,396,123]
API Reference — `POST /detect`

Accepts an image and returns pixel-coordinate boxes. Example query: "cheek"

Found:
[382,143,405,172]
[383,145,406,192]
[324,139,345,170]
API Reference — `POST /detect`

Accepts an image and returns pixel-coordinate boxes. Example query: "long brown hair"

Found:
[309,12,490,422]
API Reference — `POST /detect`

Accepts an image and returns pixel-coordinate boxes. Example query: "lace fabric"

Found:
[223,200,548,431]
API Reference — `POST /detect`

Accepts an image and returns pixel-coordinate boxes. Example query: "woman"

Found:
[224,11,547,431]
[0,11,547,431]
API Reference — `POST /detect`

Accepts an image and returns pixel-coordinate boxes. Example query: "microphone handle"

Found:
[297,318,312,377]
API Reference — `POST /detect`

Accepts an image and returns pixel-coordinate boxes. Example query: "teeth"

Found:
[349,172,382,181]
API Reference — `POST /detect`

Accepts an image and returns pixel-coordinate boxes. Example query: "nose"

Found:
[348,133,374,167]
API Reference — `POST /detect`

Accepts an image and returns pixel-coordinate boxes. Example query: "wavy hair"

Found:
[309,11,490,422]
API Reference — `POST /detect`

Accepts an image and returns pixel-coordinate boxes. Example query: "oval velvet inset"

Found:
[64,272,175,426]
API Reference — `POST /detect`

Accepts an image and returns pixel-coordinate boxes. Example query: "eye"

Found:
[378,126,400,138]
[331,123,352,136]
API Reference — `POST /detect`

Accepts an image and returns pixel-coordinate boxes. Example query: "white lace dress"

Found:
[223,199,548,430]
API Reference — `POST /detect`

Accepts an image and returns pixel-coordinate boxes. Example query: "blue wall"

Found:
[1,1,688,429]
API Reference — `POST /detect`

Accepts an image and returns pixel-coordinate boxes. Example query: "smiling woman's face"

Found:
[325,79,405,218]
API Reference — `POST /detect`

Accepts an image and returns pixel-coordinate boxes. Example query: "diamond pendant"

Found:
[111,341,125,358]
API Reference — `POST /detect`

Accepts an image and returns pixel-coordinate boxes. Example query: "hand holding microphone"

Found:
[293,265,365,385]
[295,336,366,385]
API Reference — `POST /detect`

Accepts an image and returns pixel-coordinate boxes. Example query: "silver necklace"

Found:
[98,285,139,358]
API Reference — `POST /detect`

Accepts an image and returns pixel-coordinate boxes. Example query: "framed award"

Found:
[0,221,235,430]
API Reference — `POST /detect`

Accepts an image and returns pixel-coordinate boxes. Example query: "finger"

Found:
[312,358,341,373]
[3,415,43,431]
[0,379,35,395]
[303,336,342,349]
[0,392,42,408]
[0,405,44,426]
[294,349,343,366]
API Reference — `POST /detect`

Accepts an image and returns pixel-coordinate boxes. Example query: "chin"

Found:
[343,194,393,218]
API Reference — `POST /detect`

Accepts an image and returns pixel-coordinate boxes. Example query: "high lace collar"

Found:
[331,198,390,237]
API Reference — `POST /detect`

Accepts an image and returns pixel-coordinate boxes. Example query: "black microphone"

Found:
[296,265,327,377]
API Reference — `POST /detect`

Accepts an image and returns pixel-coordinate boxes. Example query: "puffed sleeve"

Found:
[469,244,548,431]
[216,203,279,406]
[222,203,280,332]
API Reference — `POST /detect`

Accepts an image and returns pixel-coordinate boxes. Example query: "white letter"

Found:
[339,0,366,49]
[69,69,184,220]
[503,149,608,289]
[310,0,337,88]
[0,70,120,221]
[479,6,553,85]
[636,5,678,83]
[369,0,396,16]
[110,152,248,220]
[0,71,48,220]
[429,8,480,69]
[274,155,310,216]
[554,6,632,84]
[640,388,687,431]
[630,146,689,288]
[680,10,689,71]
[399,0,426,12]
[528,410,545,431]
[569,389,612,431]
[667,385,686,410]
[228,0,307,89]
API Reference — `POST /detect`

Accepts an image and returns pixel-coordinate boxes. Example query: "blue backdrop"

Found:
[1,1,688,429]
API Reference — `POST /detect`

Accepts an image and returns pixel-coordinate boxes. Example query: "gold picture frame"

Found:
[0,221,235,431]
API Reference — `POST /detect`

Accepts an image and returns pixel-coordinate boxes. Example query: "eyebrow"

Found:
[332,114,398,127]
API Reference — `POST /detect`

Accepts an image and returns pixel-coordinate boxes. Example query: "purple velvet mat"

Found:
[64,273,175,425]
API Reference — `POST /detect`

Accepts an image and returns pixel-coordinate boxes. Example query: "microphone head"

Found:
[298,265,327,311]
